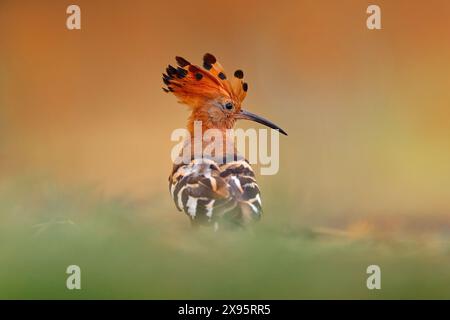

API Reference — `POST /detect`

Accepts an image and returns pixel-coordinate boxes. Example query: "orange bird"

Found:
[163,53,287,229]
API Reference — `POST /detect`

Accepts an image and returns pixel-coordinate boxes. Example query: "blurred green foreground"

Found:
[0,177,449,300]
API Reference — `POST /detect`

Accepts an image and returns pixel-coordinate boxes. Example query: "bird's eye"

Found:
[225,102,234,110]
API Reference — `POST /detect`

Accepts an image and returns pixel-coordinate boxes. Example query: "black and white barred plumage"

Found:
[169,158,262,228]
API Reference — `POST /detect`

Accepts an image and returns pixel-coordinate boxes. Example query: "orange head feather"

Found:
[163,53,287,136]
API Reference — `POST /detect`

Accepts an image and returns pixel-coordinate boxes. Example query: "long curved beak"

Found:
[236,109,288,136]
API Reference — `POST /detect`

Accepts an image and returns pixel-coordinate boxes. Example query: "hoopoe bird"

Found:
[163,53,287,229]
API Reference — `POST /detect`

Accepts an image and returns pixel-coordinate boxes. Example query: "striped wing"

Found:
[169,158,262,227]
[219,160,262,224]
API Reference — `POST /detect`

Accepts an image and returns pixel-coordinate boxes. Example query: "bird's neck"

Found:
[185,111,238,161]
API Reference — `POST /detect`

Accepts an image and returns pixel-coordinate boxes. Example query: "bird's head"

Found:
[163,53,287,136]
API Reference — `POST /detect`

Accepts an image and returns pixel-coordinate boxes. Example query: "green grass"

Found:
[0,177,449,299]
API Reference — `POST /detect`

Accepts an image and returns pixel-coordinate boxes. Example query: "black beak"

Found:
[236,109,288,136]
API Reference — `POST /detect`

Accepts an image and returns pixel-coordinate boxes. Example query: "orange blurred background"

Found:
[1,0,450,224]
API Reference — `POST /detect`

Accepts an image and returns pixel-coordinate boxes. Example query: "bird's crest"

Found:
[162,53,248,109]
